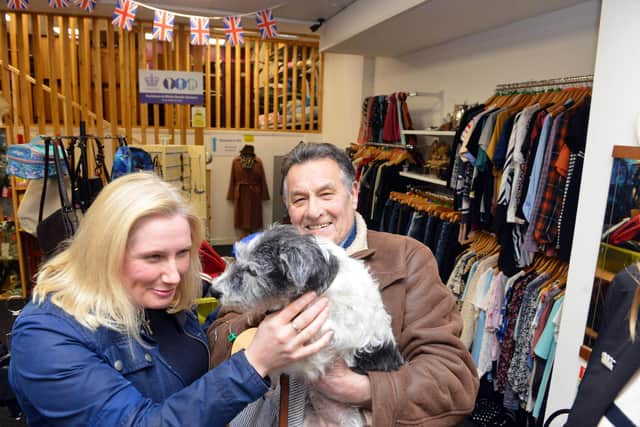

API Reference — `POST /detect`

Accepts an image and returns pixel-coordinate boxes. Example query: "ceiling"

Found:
[10,0,593,57]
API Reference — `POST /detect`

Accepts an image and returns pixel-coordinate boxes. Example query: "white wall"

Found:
[371,0,599,129]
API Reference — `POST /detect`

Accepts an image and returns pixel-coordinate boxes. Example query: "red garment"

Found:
[226,156,270,232]
[199,240,226,279]
[609,214,640,244]
[382,93,400,142]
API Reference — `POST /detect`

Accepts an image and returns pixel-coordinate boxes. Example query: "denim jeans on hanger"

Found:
[395,204,413,235]
[407,212,427,241]
[434,221,461,282]
[379,199,396,232]
[402,210,415,236]
[422,214,440,251]
[386,201,402,234]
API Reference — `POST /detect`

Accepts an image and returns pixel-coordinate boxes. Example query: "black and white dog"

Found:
[212,224,404,427]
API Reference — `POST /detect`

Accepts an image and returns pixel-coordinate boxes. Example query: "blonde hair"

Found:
[33,172,204,343]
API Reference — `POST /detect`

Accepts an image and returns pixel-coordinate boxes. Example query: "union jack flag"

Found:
[112,0,137,31]
[223,15,244,46]
[256,8,278,39]
[48,0,69,8]
[5,0,29,10]
[152,10,174,42]
[75,0,96,13]
[190,17,209,46]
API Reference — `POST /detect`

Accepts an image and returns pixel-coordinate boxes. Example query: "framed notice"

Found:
[139,70,204,105]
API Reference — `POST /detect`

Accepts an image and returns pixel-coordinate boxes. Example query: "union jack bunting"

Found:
[5,0,29,10]
[223,15,244,46]
[112,0,137,31]
[152,10,174,42]
[48,0,69,8]
[75,0,96,13]
[190,17,210,46]
[255,8,278,39]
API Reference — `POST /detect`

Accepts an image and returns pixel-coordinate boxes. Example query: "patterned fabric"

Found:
[255,9,278,39]
[7,138,69,179]
[223,16,244,46]
[533,109,574,246]
[494,272,535,393]
[6,0,29,10]
[48,0,68,8]
[152,10,175,42]
[190,17,210,46]
[75,0,95,12]
[112,0,137,31]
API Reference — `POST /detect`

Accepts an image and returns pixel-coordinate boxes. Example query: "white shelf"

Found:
[401,130,455,136]
[399,171,447,186]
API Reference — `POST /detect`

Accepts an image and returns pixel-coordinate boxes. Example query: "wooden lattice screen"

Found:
[0,12,323,146]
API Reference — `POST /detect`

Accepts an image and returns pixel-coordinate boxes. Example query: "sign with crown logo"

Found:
[138,70,204,105]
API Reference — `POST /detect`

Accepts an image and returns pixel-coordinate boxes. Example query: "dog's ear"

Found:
[278,243,339,296]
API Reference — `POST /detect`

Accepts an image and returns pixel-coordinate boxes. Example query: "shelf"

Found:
[594,266,615,283]
[399,171,447,186]
[401,130,455,136]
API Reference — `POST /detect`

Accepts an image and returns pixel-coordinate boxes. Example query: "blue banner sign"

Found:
[138,70,204,105]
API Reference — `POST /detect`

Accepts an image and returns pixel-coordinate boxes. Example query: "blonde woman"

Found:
[565,264,640,425]
[9,173,332,427]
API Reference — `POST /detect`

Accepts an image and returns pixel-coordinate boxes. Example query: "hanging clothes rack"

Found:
[364,141,414,150]
[495,74,593,92]
[407,90,444,98]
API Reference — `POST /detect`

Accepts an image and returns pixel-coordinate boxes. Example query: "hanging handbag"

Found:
[70,135,110,213]
[36,138,79,258]
[111,136,153,179]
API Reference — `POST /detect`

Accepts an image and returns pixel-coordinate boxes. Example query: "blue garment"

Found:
[387,200,402,235]
[407,212,427,241]
[9,298,269,427]
[522,113,553,222]
[379,199,395,232]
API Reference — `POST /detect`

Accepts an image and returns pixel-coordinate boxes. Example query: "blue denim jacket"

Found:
[9,298,268,426]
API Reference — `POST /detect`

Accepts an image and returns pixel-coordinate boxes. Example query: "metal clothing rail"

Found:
[495,74,594,92]
[407,91,444,97]
[364,142,414,150]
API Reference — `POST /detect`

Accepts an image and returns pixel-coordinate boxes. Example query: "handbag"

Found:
[7,136,69,179]
[69,135,110,213]
[17,175,72,235]
[111,137,153,179]
[36,138,79,258]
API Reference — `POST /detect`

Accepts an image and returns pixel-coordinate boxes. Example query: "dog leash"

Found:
[279,374,289,427]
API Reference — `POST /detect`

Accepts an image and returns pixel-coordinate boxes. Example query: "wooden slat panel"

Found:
[69,17,80,126]
[105,22,118,137]
[193,44,204,146]
[282,43,289,130]
[309,47,316,131]
[32,16,46,133]
[137,25,147,144]
[128,24,137,138]
[151,36,160,141]
[215,39,221,128]
[91,19,105,139]
[612,145,640,159]
[300,46,308,131]
[180,25,188,143]
[234,42,240,128]
[317,51,323,132]
[8,16,20,130]
[118,29,129,139]
[244,40,250,128]
[291,45,298,131]
[224,42,231,128]
[262,43,270,129]
[174,25,183,142]
[78,18,92,127]
[164,37,174,141]
[46,16,61,135]
[59,16,74,136]
[205,39,212,127]
[0,14,12,126]
[16,14,31,139]
[272,42,279,130]
[253,40,259,128]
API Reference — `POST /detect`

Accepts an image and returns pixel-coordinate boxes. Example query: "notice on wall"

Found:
[191,106,206,127]
[211,136,243,156]
[139,70,204,105]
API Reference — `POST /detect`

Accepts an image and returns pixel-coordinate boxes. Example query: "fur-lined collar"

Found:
[344,212,368,256]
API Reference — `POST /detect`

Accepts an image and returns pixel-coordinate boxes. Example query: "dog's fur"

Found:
[212,224,404,427]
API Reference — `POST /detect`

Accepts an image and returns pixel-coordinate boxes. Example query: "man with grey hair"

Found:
[210,142,478,426]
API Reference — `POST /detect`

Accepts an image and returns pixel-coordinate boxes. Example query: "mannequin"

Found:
[226,144,270,237]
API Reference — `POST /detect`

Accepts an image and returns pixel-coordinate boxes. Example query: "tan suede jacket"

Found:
[208,229,478,426]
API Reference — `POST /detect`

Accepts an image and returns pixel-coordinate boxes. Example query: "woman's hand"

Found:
[245,292,332,377]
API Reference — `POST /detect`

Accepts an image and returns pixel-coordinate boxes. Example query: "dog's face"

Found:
[212,225,339,310]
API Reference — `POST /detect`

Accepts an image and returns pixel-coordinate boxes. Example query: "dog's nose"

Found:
[207,286,223,300]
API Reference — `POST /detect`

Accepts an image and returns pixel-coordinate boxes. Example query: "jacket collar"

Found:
[346,213,405,291]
